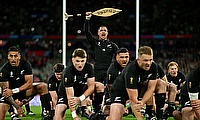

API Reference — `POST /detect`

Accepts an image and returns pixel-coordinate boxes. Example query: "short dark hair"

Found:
[8,46,20,53]
[72,48,87,58]
[117,47,129,54]
[53,63,64,72]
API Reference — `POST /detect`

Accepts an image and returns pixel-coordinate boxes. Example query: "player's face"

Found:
[98,27,108,41]
[168,65,178,77]
[116,52,130,68]
[72,57,86,71]
[137,54,153,71]
[7,51,21,66]
[55,72,62,81]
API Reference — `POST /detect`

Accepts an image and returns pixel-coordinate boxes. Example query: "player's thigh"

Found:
[54,104,67,119]
[109,103,124,120]
[0,103,10,120]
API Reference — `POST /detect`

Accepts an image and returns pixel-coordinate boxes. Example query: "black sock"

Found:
[40,93,52,112]
[8,105,14,114]
[93,92,104,113]
[155,93,166,119]
[25,104,31,113]
[167,102,175,114]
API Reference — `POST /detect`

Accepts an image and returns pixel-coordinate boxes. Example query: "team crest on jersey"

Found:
[179,79,181,82]
[130,77,133,84]
[147,74,152,79]
[84,73,88,78]
[21,70,25,75]
[49,84,51,88]
[16,77,20,81]
[0,72,2,77]
[107,44,112,48]
[74,75,77,82]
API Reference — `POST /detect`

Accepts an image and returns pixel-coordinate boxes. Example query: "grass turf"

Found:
[5,106,175,120]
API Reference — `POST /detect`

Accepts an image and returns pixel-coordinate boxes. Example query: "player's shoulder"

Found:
[85,62,94,68]
[20,59,31,66]
[48,73,55,80]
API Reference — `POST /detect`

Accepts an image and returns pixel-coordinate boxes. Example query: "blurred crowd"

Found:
[1,0,200,35]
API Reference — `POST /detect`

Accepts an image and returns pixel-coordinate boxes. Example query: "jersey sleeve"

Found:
[87,63,95,78]
[0,66,9,82]
[180,72,186,83]
[47,74,56,91]
[157,64,165,78]
[186,67,199,93]
[62,68,73,87]
[24,61,33,75]
[106,62,118,84]
[83,20,96,46]
[124,64,138,89]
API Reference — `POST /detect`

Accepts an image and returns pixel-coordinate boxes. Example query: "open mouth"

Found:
[78,66,82,69]
[102,33,106,36]
[122,62,127,65]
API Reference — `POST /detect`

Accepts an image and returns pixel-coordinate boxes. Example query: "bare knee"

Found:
[95,82,105,93]
[155,79,167,93]
[36,82,48,95]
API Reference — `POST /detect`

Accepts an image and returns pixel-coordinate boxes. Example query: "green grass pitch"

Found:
[5,106,175,120]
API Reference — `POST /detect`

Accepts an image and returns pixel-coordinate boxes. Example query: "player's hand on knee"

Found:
[70,97,80,107]
[133,101,143,112]
[15,99,23,107]
[191,100,200,110]
[2,88,13,98]
[17,107,25,117]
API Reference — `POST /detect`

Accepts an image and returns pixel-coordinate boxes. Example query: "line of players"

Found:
[0,11,199,120]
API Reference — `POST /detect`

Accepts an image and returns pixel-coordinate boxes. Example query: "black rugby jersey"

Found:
[167,71,185,90]
[0,60,32,89]
[106,60,128,84]
[57,81,66,97]
[47,73,61,93]
[84,20,118,70]
[63,62,94,87]
[112,60,157,92]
